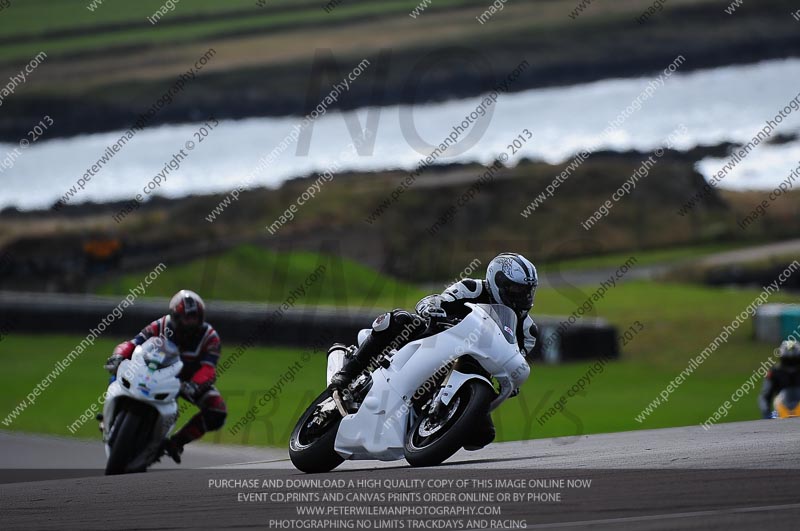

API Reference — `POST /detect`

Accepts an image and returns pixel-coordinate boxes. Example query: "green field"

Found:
[0,332,775,447]
[95,246,426,311]
[4,277,793,446]
[0,0,486,63]
[539,242,750,274]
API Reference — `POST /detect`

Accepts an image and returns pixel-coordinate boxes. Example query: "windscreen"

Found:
[476,304,519,345]
[140,337,181,370]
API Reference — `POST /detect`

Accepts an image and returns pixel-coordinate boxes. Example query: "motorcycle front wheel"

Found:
[404,380,494,467]
[105,409,144,475]
[289,389,344,473]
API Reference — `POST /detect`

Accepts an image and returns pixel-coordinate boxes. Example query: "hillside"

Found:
[1,0,798,139]
[95,245,426,309]
[2,148,798,288]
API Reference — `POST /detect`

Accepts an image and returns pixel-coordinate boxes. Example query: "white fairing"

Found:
[102,340,183,471]
[334,303,529,461]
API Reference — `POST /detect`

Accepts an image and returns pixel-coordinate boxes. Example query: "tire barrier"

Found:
[754,303,800,343]
[0,292,618,363]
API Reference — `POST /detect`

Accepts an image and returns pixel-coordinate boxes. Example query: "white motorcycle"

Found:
[289,303,530,473]
[101,337,183,475]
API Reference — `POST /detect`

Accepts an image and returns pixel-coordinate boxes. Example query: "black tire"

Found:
[404,380,494,467]
[289,390,345,473]
[105,409,145,475]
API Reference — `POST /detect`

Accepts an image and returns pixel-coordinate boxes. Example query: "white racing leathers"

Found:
[332,303,529,461]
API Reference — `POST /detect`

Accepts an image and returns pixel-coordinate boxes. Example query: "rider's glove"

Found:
[180,381,204,403]
[104,353,124,375]
[422,305,447,320]
[415,295,447,320]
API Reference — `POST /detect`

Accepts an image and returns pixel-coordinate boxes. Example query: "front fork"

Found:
[331,390,350,417]
[424,364,458,421]
[98,375,116,435]
[428,359,498,420]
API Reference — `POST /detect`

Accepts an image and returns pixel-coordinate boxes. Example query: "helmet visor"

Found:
[782,355,800,367]
[175,313,201,334]
[495,272,536,312]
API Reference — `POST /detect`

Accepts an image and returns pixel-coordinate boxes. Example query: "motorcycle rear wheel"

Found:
[404,380,494,467]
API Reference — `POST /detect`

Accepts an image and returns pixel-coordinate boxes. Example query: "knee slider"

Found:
[373,310,414,334]
[371,312,392,333]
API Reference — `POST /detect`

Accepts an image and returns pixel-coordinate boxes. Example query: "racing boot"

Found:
[160,437,184,464]
[328,333,385,392]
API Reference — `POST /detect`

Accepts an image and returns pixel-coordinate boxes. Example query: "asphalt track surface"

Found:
[2,419,799,530]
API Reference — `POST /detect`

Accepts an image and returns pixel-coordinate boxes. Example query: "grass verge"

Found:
[95,245,426,311]
[4,278,795,446]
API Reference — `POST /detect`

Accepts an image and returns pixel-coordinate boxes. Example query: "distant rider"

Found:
[329,252,539,448]
[759,339,800,418]
[104,290,227,463]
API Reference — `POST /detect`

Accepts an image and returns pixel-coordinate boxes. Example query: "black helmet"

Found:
[778,340,800,367]
[169,290,205,338]
[486,253,538,314]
